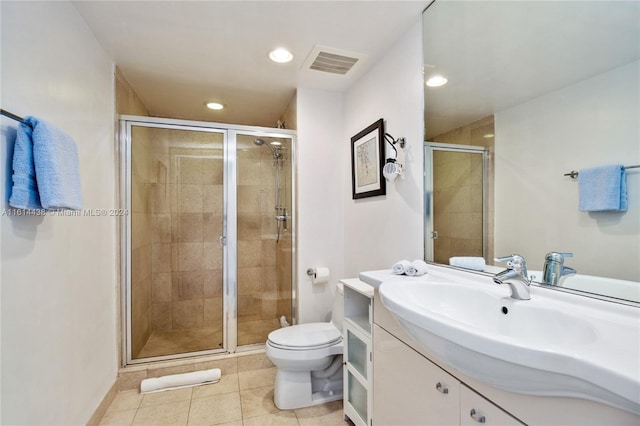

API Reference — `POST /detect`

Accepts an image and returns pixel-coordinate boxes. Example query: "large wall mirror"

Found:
[422,1,639,302]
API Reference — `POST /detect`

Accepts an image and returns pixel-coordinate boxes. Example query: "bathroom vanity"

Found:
[360,268,640,426]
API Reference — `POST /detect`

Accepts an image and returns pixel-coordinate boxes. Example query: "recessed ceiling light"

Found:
[206,102,224,110]
[269,48,293,63]
[270,141,282,146]
[426,75,448,87]
[483,133,495,139]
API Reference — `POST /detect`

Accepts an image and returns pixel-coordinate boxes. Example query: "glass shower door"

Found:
[424,144,487,264]
[127,123,226,361]
[235,133,293,347]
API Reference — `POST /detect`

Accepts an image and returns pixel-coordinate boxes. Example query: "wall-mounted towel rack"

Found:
[564,165,640,179]
[0,108,29,125]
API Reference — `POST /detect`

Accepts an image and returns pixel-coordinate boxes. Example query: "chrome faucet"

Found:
[493,254,531,300]
[542,252,576,286]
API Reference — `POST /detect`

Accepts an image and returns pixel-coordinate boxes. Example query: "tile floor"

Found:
[99,365,351,425]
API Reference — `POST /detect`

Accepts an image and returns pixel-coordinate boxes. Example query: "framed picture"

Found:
[351,118,386,199]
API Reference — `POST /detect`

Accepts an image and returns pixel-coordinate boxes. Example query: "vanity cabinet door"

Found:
[373,325,460,425]
[461,384,525,426]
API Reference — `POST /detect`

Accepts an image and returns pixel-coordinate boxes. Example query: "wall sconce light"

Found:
[384,133,405,182]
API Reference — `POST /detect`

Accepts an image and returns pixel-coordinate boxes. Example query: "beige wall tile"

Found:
[203,269,223,298]
[152,303,172,331]
[238,214,262,241]
[238,267,262,296]
[151,213,172,243]
[152,243,172,273]
[202,157,223,185]
[172,299,204,329]
[152,273,172,303]
[203,297,223,325]
[176,184,203,213]
[173,270,204,300]
[202,213,222,242]
[238,240,262,268]
[178,157,203,185]
[177,242,203,271]
[176,213,203,244]
[203,242,222,270]
[202,185,224,214]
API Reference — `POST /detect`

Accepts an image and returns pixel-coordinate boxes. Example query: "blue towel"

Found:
[9,116,82,211]
[578,164,627,212]
[9,120,42,210]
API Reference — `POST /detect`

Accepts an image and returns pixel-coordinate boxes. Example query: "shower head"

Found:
[254,138,281,159]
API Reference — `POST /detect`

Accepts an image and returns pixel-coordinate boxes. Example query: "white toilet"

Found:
[265,283,344,410]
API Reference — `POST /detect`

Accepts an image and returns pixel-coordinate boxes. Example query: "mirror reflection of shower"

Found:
[254,138,288,242]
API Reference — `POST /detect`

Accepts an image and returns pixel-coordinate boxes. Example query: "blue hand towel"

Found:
[9,121,42,210]
[29,116,83,210]
[578,164,627,212]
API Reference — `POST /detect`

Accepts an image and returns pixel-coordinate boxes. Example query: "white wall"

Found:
[495,61,640,281]
[343,18,425,277]
[295,19,424,321]
[0,2,117,424]
[296,89,345,323]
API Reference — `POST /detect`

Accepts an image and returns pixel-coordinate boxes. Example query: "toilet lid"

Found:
[267,323,342,350]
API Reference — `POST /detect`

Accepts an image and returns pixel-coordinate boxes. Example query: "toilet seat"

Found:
[267,323,342,351]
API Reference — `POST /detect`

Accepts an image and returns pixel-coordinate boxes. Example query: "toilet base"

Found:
[273,369,343,410]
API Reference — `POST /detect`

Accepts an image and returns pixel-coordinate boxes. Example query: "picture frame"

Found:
[351,118,386,199]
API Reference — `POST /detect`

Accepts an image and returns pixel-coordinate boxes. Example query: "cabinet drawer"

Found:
[461,385,525,426]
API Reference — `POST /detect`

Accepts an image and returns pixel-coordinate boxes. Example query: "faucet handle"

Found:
[545,252,573,262]
[495,254,528,277]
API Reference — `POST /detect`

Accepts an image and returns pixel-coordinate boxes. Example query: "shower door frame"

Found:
[119,115,297,366]
[424,142,488,263]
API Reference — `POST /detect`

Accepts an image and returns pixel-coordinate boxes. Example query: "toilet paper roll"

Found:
[312,267,330,284]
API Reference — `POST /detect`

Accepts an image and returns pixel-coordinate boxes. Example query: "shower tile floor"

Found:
[136,319,280,359]
[99,360,352,425]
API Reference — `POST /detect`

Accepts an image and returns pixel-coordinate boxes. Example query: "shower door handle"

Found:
[219,235,227,246]
[431,231,438,240]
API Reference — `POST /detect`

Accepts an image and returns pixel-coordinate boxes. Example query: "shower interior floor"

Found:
[136,318,281,359]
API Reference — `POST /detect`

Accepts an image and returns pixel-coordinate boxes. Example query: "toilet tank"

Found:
[330,282,344,331]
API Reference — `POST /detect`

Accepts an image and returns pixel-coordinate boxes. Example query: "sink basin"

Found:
[379,277,640,414]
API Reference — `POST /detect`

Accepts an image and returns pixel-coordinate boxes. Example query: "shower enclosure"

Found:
[120,116,295,364]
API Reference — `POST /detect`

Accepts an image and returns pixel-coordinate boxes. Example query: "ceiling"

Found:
[422,1,640,138]
[74,1,428,128]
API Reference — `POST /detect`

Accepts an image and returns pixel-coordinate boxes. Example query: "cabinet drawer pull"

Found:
[470,409,486,423]
[435,382,448,394]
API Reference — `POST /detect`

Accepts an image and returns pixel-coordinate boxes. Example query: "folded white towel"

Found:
[406,259,429,277]
[392,260,411,275]
[449,256,486,271]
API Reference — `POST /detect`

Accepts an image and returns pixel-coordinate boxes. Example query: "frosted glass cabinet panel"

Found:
[347,329,368,379]
[342,279,374,426]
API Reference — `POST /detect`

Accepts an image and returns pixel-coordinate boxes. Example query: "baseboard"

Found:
[86,380,118,426]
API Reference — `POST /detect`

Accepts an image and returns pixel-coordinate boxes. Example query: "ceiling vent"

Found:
[302,45,366,76]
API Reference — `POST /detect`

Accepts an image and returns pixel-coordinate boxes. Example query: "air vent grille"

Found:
[309,51,359,75]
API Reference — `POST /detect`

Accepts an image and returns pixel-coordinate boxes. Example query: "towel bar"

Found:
[564,165,640,179]
[1,108,31,126]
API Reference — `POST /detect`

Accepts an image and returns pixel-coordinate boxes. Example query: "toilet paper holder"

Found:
[306,268,317,277]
